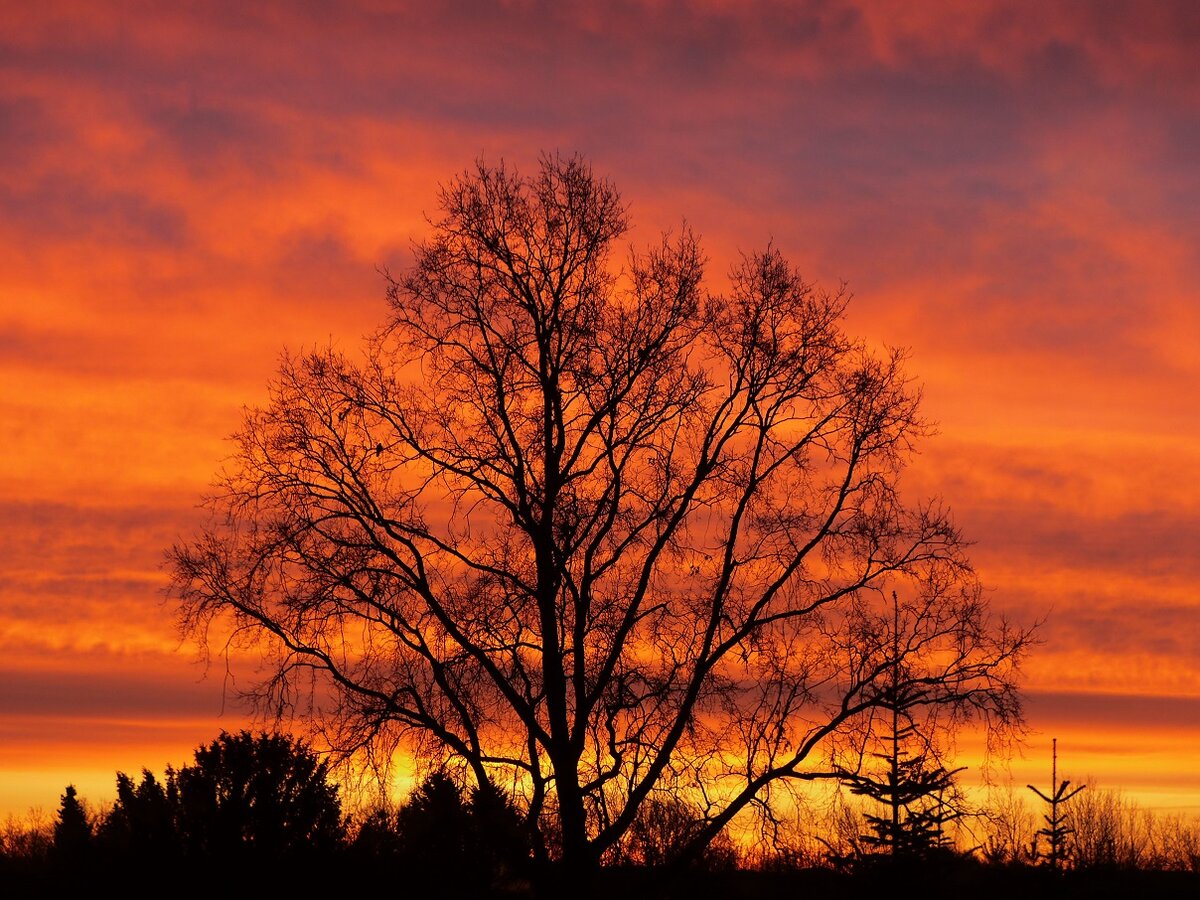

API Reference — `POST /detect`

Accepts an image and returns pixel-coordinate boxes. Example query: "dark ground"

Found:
[598,864,1200,900]
[4,858,1197,899]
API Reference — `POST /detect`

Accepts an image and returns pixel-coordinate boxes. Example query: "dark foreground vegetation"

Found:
[2,731,1196,899]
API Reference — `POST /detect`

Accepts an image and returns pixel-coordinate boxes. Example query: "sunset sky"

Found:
[2,1,1197,820]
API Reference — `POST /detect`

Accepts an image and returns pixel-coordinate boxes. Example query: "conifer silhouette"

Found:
[1028,738,1085,871]
[838,593,967,860]
[52,785,91,863]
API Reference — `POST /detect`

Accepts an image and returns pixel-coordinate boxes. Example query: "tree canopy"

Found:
[172,730,343,860]
[170,153,1030,883]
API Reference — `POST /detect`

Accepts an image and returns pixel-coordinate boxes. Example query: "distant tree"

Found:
[1,810,53,868]
[170,152,1033,889]
[52,784,91,863]
[1066,784,1139,871]
[978,784,1037,866]
[172,730,344,860]
[396,770,477,872]
[356,770,528,896]
[1028,738,1085,871]
[98,768,179,859]
[349,805,405,862]
[1157,812,1200,874]
[619,796,736,871]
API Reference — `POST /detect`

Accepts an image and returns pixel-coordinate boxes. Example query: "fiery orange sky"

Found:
[2,1,1198,818]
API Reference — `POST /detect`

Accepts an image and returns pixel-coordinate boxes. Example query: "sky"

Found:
[1,0,1197,820]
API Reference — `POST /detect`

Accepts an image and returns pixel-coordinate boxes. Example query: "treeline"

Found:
[2,731,1197,898]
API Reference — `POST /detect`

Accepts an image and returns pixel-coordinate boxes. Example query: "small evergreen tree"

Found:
[844,746,965,859]
[349,805,405,862]
[1028,738,1085,871]
[52,785,92,863]
[470,776,533,884]
[838,593,967,862]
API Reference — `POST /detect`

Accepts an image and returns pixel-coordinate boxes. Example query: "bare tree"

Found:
[170,153,1031,888]
[979,783,1037,866]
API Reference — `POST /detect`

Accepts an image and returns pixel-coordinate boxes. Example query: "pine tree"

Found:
[52,784,92,863]
[1028,738,1085,871]
[839,593,967,861]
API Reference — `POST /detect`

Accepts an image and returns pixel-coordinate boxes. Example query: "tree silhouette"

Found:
[52,784,91,863]
[845,753,964,861]
[396,771,478,876]
[170,153,1032,888]
[172,730,343,861]
[1028,738,1085,871]
[620,795,736,870]
[350,770,529,895]
[97,768,180,862]
[837,592,968,861]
